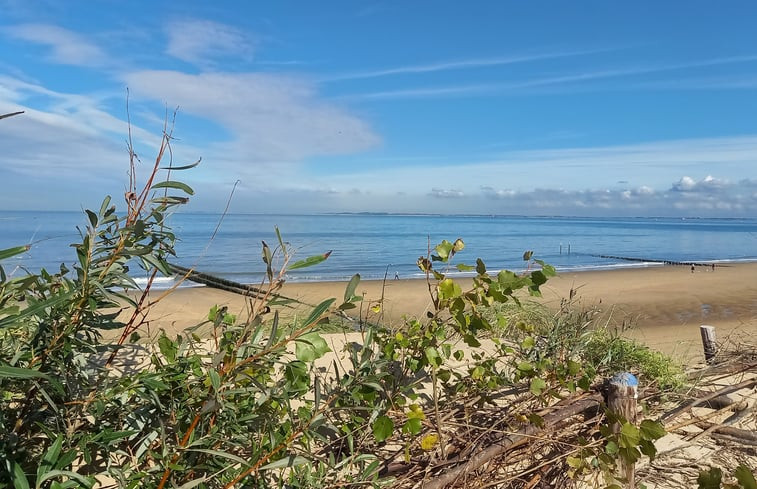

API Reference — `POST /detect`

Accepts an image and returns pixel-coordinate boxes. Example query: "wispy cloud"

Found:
[2,23,106,67]
[122,70,380,184]
[165,19,255,66]
[429,188,465,198]
[344,54,757,100]
[324,49,608,82]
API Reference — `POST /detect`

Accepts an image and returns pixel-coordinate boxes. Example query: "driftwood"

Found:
[422,394,602,489]
[168,263,274,300]
[659,378,757,424]
[696,423,757,445]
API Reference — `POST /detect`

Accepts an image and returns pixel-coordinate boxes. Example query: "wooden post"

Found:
[700,325,717,364]
[608,372,638,488]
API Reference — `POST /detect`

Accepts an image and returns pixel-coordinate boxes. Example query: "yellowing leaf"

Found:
[420,434,438,451]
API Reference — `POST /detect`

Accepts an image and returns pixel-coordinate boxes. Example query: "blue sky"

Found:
[1,1,757,216]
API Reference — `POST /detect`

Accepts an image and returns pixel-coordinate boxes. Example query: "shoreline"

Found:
[137,262,757,362]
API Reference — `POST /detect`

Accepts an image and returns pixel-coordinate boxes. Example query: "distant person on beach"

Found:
[712,264,716,271]
[691,264,695,273]
[394,271,400,280]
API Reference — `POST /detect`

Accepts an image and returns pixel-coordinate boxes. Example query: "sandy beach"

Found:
[140,263,757,363]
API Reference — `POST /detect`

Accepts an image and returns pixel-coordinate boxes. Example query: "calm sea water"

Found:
[2,211,756,287]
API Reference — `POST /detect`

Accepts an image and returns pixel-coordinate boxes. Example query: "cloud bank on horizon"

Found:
[1,1,756,217]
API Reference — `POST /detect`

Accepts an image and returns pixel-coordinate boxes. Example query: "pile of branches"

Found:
[380,343,756,488]
[379,389,608,488]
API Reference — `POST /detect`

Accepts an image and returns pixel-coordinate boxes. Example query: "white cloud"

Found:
[481,186,516,198]
[672,175,727,192]
[0,74,207,210]
[165,19,255,66]
[429,188,464,198]
[122,70,380,175]
[3,23,106,66]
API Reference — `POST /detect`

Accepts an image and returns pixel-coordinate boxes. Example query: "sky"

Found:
[1,1,757,217]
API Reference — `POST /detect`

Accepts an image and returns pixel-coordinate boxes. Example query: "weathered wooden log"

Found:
[696,422,757,445]
[660,378,757,424]
[700,325,718,364]
[608,372,638,488]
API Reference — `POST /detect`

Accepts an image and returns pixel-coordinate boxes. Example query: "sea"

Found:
[1,211,756,288]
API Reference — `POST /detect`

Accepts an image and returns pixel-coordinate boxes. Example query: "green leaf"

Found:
[605,440,619,455]
[372,415,394,442]
[639,438,657,460]
[639,419,666,440]
[455,263,475,271]
[151,180,194,195]
[184,448,247,465]
[301,299,335,328]
[208,369,221,392]
[438,278,462,301]
[37,470,93,488]
[284,361,309,393]
[38,436,64,483]
[176,478,207,489]
[402,418,422,435]
[529,377,547,396]
[275,226,287,255]
[697,467,722,489]
[259,455,309,471]
[523,250,533,261]
[260,455,308,470]
[735,465,757,489]
[424,347,442,368]
[161,158,201,171]
[289,251,332,270]
[530,270,547,286]
[0,365,50,380]
[528,413,544,428]
[344,273,361,303]
[0,291,75,328]
[433,240,454,262]
[295,332,331,362]
[158,335,177,363]
[566,456,583,469]
[567,359,582,376]
[13,462,30,489]
[521,336,535,350]
[517,361,534,373]
[463,333,481,348]
[619,422,641,448]
[0,244,30,261]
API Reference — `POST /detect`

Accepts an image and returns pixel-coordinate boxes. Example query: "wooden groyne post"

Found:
[700,325,718,364]
[608,372,638,488]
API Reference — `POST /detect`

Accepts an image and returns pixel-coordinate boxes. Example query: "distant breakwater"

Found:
[589,254,718,267]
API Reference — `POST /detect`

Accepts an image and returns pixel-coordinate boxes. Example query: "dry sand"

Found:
[140,263,757,363]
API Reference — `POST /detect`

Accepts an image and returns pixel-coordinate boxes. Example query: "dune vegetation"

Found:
[1,113,754,489]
